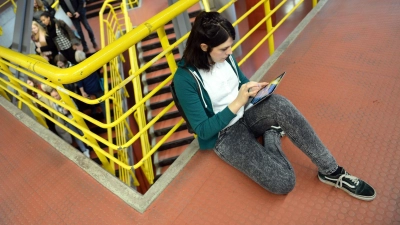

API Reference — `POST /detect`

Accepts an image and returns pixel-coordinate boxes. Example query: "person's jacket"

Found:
[47,19,79,50]
[173,55,249,150]
[59,0,85,16]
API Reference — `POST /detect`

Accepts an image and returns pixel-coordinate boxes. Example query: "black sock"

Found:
[329,166,343,176]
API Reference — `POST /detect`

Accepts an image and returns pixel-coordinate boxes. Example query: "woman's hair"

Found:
[34,0,45,11]
[75,50,86,63]
[182,11,236,71]
[40,11,52,19]
[31,21,47,41]
[54,54,68,65]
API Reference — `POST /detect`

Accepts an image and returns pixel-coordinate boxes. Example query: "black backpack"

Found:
[170,68,198,134]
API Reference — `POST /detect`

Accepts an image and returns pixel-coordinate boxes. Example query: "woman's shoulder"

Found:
[55,19,67,26]
[174,67,191,82]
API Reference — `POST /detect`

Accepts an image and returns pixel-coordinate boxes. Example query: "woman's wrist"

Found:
[228,100,242,114]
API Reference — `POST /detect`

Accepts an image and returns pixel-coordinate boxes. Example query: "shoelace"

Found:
[335,172,360,189]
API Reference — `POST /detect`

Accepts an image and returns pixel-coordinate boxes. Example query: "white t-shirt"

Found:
[199,61,244,129]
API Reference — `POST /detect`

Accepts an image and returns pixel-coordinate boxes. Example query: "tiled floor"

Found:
[1,0,400,224]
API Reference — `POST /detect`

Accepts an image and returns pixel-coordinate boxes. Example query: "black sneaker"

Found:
[318,168,376,201]
[270,125,285,137]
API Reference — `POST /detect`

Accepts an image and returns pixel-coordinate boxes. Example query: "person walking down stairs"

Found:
[50,88,91,157]
[59,0,98,53]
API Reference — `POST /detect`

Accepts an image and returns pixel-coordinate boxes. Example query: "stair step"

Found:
[144,72,171,86]
[148,91,172,106]
[142,54,181,71]
[155,128,192,143]
[140,46,175,59]
[154,145,187,167]
[85,0,123,19]
[143,67,171,82]
[145,85,170,98]
[140,33,177,49]
[154,123,189,137]
[148,105,178,120]
[141,11,199,43]
[155,130,194,151]
[155,165,171,181]
[142,24,176,42]
[157,136,193,151]
[153,116,184,132]
[142,48,180,64]
[148,97,173,110]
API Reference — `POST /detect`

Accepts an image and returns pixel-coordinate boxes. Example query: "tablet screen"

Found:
[250,72,285,105]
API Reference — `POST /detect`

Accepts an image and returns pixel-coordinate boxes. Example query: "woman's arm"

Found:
[40,35,59,52]
[174,68,255,140]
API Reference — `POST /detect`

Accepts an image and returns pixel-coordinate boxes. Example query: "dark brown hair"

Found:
[182,11,236,71]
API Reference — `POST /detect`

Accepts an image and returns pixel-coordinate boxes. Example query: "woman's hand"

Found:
[248,81,268,97]
[228,82,264,113]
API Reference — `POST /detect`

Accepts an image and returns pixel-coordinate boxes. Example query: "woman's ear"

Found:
[200,43,208,52]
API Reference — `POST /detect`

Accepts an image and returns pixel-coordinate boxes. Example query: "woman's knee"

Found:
[262,170,296,194]
[269,94,293,108]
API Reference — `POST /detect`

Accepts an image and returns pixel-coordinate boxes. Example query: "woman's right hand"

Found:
[228,82,260,113]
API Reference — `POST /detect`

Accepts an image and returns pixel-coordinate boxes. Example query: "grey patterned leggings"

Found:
[214,94,338,194]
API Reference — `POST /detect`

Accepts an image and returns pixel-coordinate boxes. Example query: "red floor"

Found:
[1,0,400,224]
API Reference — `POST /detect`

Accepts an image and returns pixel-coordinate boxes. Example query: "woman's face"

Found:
[27,80,35,87]
[34,0,37,7]
[205,37,234,63]
[50,90,61,100]
[32,24,38,34]
[57,60,66,68]
[40,16,50,26]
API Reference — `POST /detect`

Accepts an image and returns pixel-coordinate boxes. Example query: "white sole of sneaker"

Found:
[318,176,376,201]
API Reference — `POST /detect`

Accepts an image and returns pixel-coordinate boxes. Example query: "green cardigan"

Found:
[173,55,249,150]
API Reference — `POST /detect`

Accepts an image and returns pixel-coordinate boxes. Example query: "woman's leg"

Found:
[66,123,87,153]
[60,48,77,64]
[244,94,338,175]
[214,121,296,194]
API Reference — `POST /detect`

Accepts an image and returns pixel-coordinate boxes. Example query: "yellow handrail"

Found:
[51,0,59,9]
[0,0,16,13]
[312,0,318,8]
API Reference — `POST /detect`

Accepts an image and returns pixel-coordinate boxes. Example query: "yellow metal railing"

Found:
[0,0,317,188]
[51,0,59,9]
[0,0,17,13]
[228,0,305,63]
[127,0,138,9]
[0,0,17,36]
[98,0,139,185]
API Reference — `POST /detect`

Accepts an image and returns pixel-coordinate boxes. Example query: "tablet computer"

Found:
[250,72,286,106]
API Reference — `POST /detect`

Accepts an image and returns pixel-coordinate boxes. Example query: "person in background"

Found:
[40,11,79,64]
[59,0,98,53]
[54,53,74,69]
[33,0,55,25]
[26,79,74,144]
[26,78,57,134]
[31,21,58,65]
[50,88,90,157]
[173,11,376,201]
[75,50,105,118]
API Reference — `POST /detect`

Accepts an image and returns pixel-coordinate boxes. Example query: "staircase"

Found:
[137,10,201,180]
[85,0,138,19]
[75,72,121,175]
